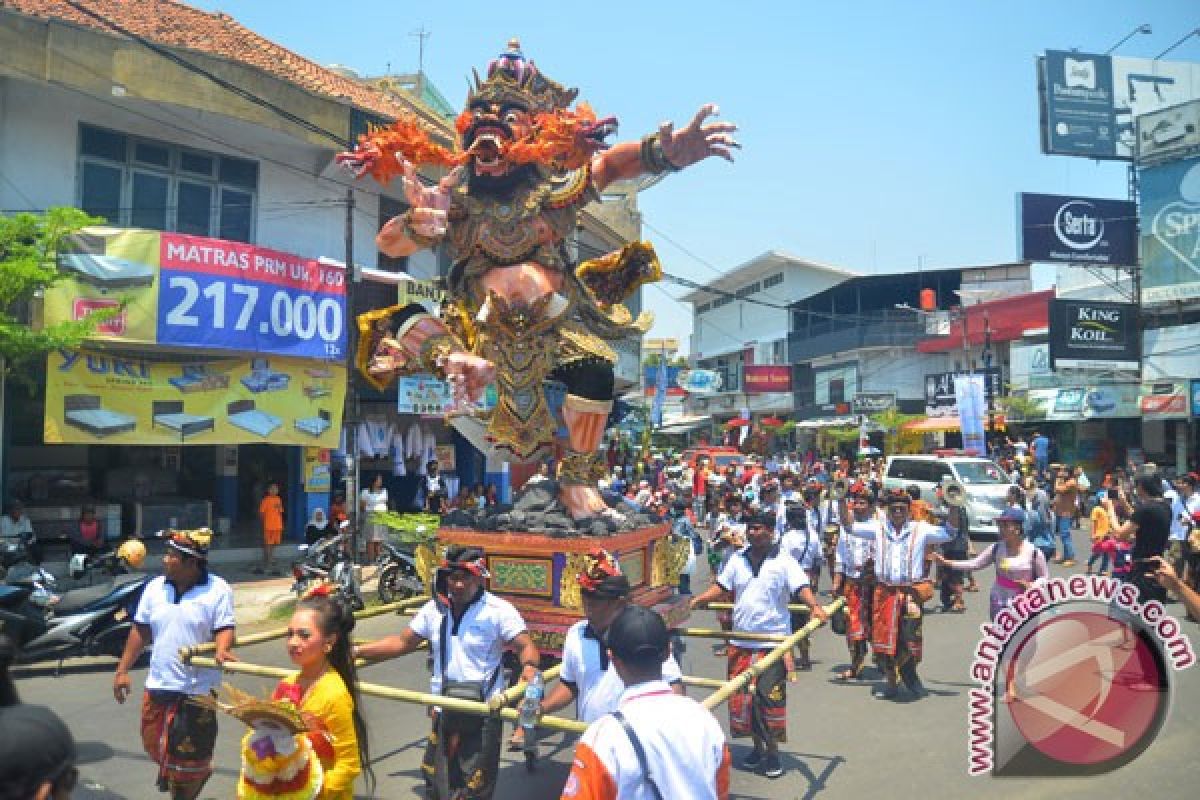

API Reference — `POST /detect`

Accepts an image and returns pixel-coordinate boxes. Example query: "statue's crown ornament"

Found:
[468,38,578,113]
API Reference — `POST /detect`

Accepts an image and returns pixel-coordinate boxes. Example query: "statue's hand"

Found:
[658,103,740,169]
[441,352,496,405]
[386,160,465,242]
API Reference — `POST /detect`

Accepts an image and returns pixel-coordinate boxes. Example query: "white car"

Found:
[882,455,1016,538]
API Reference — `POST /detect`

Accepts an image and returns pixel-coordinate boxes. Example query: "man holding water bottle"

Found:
[354,546,539,799]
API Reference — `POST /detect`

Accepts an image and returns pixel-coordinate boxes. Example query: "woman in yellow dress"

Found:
[269,588,372,799]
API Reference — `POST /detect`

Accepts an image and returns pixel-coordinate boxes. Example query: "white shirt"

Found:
[560,620,683,724]
[409,591,526,695]
[780,527,822,571]
[844,518,950,585]
[563,680,729,800]
[836,517,878,578]
[0,514,33,539]
[1169,492,1200,541]
[134,573,235,695]
[717,547,810,649]
[360,487,388,514]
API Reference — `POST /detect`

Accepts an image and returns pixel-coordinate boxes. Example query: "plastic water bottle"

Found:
[518,671,543,730]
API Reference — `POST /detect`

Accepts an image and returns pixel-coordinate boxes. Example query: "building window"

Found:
[763,272,783,289]
[735,281,760,298]
[77,124,258,242]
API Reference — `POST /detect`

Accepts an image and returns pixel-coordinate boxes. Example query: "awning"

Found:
[657,415,712,435]
[796,416,859,429]
[904,414,1007,433]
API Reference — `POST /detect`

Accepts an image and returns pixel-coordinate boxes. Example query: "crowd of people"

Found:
[5,441,1200,799]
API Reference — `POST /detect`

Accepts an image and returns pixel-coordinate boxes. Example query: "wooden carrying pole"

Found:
[180,595,429,661]
[187,657,587,734]
[677,628,788,643]
[702,602,810,613]
[701,598,845,712]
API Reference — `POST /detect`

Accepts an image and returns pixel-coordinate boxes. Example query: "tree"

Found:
[0,208,114,380]
[869,407,923,455]
[996,391,1045,435]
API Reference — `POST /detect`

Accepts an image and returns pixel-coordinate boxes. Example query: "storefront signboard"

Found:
[396,374,456,415]
[303,448,331,493]
[44,349,345,447]
[1140,381,1190,419]
[44,228,347,360]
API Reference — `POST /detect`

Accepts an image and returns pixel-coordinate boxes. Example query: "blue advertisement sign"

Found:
[156,233,347,360]
[1192,380,1200,418]
[1139,155,1200,305]
[1018,193,1137,266]
[1041,50,1118,159]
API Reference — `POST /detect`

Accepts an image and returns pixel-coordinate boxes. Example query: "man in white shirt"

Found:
[356,546,540,800]
[831,482,877,682]
[540,551,684,727]
[560,605,730,800]
[690,510,827,779]
[1,500,39,564]
[1169,473,1200,579]
[843,489,950,700]
[779,502,823,671]
[113,528,236,800]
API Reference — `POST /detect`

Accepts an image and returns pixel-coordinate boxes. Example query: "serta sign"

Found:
[1048,299,1138,371]
[1140,155,1200,304]
[1018,193,1136,266]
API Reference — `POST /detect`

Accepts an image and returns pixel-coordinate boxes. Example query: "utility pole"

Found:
[343,188,360,562]
[410,26,431,94]
[983,313,994,447]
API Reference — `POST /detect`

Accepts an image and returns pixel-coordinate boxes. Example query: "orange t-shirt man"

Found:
[259,488,284,545]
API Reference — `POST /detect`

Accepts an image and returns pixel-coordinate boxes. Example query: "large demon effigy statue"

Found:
[340,40,736,521]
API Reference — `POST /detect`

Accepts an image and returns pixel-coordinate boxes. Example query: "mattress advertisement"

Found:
[44,349,345,447]
[43,228,347,360]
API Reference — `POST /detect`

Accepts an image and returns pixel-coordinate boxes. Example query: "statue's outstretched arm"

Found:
[591,103,738,191]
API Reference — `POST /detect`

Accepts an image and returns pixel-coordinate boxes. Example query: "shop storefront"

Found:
[1140,381,1192,476]
[1025,385,1141,480]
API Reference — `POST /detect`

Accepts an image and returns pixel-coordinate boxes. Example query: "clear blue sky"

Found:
[195,0,1199,352]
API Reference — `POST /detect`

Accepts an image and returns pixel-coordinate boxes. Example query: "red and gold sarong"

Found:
[140,690,218,791]
[844,579,872,643]
[870,584,923,662]
[727,647,787,743]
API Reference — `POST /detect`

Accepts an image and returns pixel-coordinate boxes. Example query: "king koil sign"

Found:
[1049,299,1139,371]
[1018,193,1137,266]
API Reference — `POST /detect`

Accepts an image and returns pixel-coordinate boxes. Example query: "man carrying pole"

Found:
[832,481,877,682]
[354,546,540,800]
[842,489,950,700]
[689,508,827,779]
[539,551,684,726]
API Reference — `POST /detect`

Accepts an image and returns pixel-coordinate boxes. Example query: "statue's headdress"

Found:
[467,39,578,113]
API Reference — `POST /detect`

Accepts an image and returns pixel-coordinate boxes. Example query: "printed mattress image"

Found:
[295,410,332,437]
[63,395,136,437]
[226,399,282,437]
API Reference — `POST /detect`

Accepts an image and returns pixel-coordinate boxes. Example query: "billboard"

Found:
[44,349,344,447]
[954,374,987,455]
[1039,50,1200,160]
[925,369,1002,418]
[1026,384,1140,420]
[1141,381,1189,420]
[676,369,722,394]
[44,228,347,360]
[1017,193,1137,266]
[396,374,457,416]
[1137,98,1200,165]
[1140,155,1200,304]
[1048,300,1139,370]
[743,365,792,394]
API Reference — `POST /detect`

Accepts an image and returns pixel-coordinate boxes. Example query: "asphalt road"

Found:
[12,526,1200,799]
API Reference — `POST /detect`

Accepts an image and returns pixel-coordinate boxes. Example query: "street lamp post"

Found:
[1105,24,1152,54]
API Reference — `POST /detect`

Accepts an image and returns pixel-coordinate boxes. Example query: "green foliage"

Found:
[0,208,116,377]
[371,511,441,543]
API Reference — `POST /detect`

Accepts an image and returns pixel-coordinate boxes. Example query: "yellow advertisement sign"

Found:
[44,349,345,447]
[304,448,332,492]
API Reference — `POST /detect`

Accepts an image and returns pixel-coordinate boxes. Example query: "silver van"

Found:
[883,455,1015,538]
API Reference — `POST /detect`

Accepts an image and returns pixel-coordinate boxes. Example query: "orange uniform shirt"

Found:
[259,495,284,532]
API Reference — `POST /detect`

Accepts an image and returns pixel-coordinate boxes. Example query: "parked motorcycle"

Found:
[0,558,149,669]
[0,535,34,581]
[375,540,424,604]
[291,522,363,611]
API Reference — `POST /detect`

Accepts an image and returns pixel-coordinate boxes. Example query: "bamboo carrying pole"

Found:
[187,657,588,734]
[702,602,810,613]
[681,675,727,689]
[180,595,429,661]
[677,628,789,643]
[700,598,845,712]
[499,663,563,706]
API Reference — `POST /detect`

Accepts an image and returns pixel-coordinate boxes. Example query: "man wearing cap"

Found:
[561,605,730,800]
[842,489,951,700]
[832,482,877,682]
[113,528,236,800]
[355,545,539,800]
[540,551,684,730]
[797,481,838,592]
[690,509,827,778]
[0,703,79,799]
